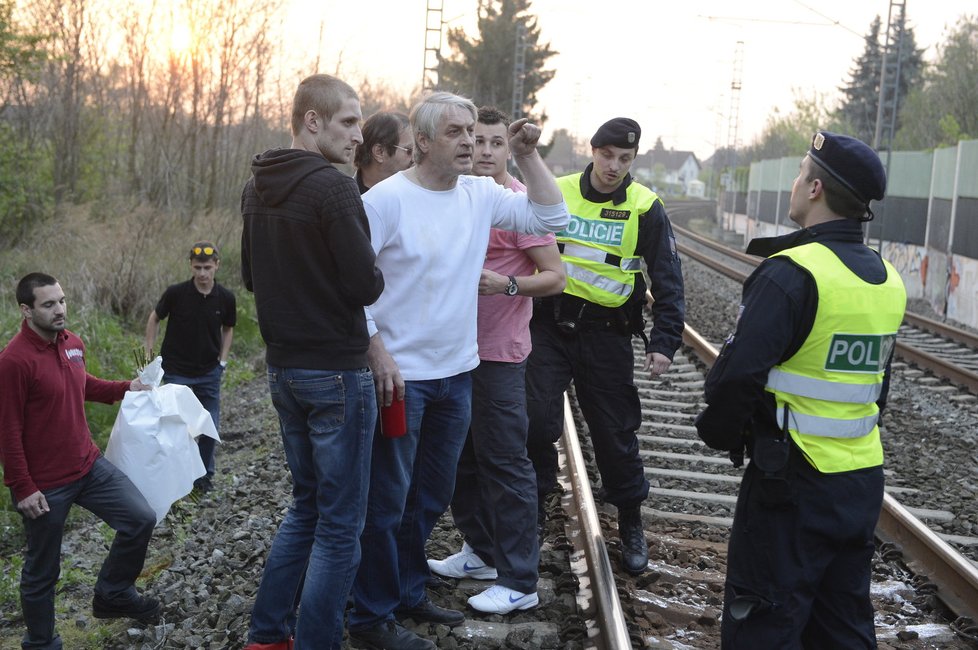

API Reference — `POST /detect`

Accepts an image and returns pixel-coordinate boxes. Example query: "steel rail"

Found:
[675,224,978,349]
[558,393,631,650]
[683,323,978,623]
[676,241,978,395]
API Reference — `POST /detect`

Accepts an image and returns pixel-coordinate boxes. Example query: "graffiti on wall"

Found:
[947,255,978,329]
[882,243,925,301]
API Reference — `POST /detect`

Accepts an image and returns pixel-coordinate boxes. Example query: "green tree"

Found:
[438,0,556,123]
[895,15,977,149]
[835,15,924,145]
[744,90,841,161]
[0,0,45,89]
[0,0,50,247]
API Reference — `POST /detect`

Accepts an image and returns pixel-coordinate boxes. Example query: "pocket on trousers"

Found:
[289,374,347,432]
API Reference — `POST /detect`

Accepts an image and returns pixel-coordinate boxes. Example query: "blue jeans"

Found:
[19,456,156,650]
[452,360,539,593]
[164,364,223,478]
[350,372,472,630]
[247,366,376,650]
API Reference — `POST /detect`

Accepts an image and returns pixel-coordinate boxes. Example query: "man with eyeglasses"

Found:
[145,242,235,495]
[354,111,413,194]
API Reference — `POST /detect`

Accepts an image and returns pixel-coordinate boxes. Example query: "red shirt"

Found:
[0,321,129,502]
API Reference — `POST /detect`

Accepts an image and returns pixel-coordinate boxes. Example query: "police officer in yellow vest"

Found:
[526,118,685,575]
[695,131,907,648]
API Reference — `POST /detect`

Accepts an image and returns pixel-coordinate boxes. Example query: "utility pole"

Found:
[422,0,444,91]
[722,41,744,233]
[872,0,907,255]
[873,0,907,152]
[511,21,526,121]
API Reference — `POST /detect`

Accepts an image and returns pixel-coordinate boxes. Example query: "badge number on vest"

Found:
[560,215,625,246]
[824,334,895,373]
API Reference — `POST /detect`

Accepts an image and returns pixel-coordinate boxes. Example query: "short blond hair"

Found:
[291,74,358,136]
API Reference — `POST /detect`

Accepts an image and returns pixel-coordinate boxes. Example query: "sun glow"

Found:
[168,22,194,59]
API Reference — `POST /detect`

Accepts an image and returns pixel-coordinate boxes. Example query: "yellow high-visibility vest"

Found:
[764,242,906,473]
[556,173,658,307]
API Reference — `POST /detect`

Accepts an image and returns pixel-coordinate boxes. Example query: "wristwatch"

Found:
[504,275,519,296]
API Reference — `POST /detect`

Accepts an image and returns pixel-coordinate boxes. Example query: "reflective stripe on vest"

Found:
[561,242,643,272]
[556,173,657,308]
[766,367,883,404]
[763,242,906,473]
[776,407,880,438]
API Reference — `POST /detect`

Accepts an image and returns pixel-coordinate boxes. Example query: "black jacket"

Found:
[695,219,895,452]
[241,148,384,370]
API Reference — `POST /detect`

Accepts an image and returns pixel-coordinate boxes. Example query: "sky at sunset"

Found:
[282,0,974,159]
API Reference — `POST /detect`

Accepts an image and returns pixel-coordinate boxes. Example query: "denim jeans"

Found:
[164,363,223,478]
[19,456,156,650]
[452,360,539,594]
[350,372,472,630]
[247,366,376,650]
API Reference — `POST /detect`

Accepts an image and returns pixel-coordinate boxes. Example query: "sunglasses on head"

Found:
[191,246,216,257]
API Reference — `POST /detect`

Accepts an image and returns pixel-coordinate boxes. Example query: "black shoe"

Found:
[618,506,649,576]
[193,476,213,493]
[92,593,162,623]
[349,620,435,650]
[395,595,465,626]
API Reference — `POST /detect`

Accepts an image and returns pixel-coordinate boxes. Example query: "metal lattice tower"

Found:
[873,0,907,151]
[724,41,744,199]
[422,0,444,91]
[511,21,527,121]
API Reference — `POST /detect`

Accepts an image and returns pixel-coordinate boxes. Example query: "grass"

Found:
[0,201,267,629]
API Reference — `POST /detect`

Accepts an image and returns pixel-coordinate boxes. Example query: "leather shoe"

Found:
[349,620,434,650]
[92,592,161,623]
[618,506,649,575]
[395,595,465,626]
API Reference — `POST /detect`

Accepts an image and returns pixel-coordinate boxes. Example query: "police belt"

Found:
[538,294,629,322]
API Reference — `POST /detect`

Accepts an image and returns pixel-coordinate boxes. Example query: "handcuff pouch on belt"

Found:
[552,295,649,346]
[753,404,794,507]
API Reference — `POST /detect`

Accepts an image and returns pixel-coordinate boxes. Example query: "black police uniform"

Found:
[525,164,685,510]
[696,220,896,648]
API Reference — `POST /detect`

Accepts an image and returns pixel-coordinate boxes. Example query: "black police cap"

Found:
[590,117,641,150]
[808,131,886,204]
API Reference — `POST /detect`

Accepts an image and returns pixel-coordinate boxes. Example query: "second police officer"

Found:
[525,117,685,575]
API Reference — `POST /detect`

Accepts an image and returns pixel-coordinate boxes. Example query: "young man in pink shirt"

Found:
[427,106,565,614]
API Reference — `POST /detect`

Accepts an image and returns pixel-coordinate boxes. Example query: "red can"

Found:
[380,389,407,439]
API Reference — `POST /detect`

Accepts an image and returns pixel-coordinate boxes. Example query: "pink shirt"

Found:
[477,177,556,362]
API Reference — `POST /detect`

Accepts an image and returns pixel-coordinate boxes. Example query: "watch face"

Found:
[506,279,518,296]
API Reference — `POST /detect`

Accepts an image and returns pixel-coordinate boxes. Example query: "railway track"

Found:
[674,224,978,395]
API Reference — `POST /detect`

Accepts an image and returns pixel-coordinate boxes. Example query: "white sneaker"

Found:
[468,585,539,614]
[427,542,498,580]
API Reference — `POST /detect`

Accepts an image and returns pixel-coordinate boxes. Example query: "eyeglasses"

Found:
[191,246,216,256]
[393,145,413,156]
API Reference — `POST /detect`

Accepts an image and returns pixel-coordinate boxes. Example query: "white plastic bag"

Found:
[105,356,220,524]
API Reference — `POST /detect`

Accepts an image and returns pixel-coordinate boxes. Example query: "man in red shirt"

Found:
[0,273,160,650]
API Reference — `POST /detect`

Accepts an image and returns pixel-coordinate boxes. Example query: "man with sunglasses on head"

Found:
[145,241,236,494]
[354,111,413,194]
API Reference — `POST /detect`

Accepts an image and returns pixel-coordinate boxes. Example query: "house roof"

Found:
[638,149,700,172]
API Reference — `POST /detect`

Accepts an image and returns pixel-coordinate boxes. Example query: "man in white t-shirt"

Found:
[427,106,564,615]
[349,93,568,650]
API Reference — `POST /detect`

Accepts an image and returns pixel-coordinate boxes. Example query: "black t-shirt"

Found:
[155,280,236,376]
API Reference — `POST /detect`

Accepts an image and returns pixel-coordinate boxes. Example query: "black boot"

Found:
[617,506,648,575]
